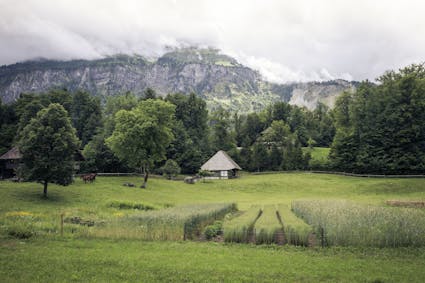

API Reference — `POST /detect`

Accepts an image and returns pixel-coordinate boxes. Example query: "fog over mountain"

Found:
[1,0,424,84]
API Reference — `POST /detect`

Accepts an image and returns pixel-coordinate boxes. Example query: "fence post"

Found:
[319,226,325,247]
[60,213,64,237]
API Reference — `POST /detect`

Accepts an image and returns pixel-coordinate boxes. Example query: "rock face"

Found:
[0,48,357,112]
[288,80,357,110]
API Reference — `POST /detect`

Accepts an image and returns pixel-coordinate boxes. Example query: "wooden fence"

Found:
[251,170,425,178]
[75,171,425,179]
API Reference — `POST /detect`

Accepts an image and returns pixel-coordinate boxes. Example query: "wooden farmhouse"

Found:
[0,147,85,179]
[200,150,242,179]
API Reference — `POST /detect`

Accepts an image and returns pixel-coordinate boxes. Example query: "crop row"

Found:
[255,205,283,244]
[223,205,262,243]
[277,204,313,246]
[224,204,312,245]
[91,203,236,240]
[292,200,425,247]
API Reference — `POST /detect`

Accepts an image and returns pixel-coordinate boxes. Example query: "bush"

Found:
[160,159,181,180]
[204,221,223,240]
[107,200,157,210]
[3,212,37,239]
[7,225,35,239]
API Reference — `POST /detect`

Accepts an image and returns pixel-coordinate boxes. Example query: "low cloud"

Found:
[0,0,424,83]
[232,53,354,83]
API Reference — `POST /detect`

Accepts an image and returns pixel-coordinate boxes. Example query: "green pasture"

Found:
[1,172,425,282]
[1,172,424,213]
[303,147,330,166]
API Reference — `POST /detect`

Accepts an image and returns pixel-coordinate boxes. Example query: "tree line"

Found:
[0,63,424,192]
[330,64,425,174]
[0,88,335,175]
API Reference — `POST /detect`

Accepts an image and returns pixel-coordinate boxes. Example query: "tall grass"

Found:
[277,204,312,246]
[89,203,235,240]
[292,200,425,247]
[254,205,283,245]
[223,205,262,243]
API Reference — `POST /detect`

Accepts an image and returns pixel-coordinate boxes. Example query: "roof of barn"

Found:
[0,147,22,160]
[200,150,242,171]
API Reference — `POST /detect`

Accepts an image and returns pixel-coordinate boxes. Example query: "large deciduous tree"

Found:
[106,99,175,188]
[18,103,80,198]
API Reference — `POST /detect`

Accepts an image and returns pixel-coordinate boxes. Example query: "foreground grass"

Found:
[1,238,425,282]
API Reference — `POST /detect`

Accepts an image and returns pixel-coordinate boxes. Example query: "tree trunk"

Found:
[141,166,149,188]
[43,180,48,198]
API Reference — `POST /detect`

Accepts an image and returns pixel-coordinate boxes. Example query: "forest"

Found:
[0,63,424,176]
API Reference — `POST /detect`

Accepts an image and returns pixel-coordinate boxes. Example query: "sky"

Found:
[0,0,424,83]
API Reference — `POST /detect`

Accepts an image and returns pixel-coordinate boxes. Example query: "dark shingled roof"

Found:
[201,150,242,171]
[0,147,22,160]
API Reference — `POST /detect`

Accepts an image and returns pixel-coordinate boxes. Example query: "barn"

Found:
[0,147,85,179]
[0,147,22,179]
[200,150,242,179]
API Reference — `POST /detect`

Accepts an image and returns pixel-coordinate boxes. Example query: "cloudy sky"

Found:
[0,0,424,83]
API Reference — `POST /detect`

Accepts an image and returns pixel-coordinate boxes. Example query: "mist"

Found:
[0,0,424,83]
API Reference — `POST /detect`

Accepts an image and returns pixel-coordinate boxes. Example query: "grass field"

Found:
[1,172,425,282]
[303,147,330,164]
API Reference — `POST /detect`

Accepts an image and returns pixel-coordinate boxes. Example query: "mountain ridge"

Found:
[0,48,358,112]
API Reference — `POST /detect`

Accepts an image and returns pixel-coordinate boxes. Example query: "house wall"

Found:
[204,170,239,180]
[0,160,17,179]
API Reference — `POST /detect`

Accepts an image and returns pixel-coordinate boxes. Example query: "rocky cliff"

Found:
[0,48,357,112]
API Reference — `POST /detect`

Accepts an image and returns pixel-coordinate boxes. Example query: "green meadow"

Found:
[1,173,425,282]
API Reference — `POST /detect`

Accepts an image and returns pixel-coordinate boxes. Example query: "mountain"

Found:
[0,48,357,112]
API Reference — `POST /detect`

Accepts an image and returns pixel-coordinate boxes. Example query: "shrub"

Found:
[2,212,38,239]
[204,220,223,240]
[7,227,34,239]
[160,159,181,180]
[107,200,157,210]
